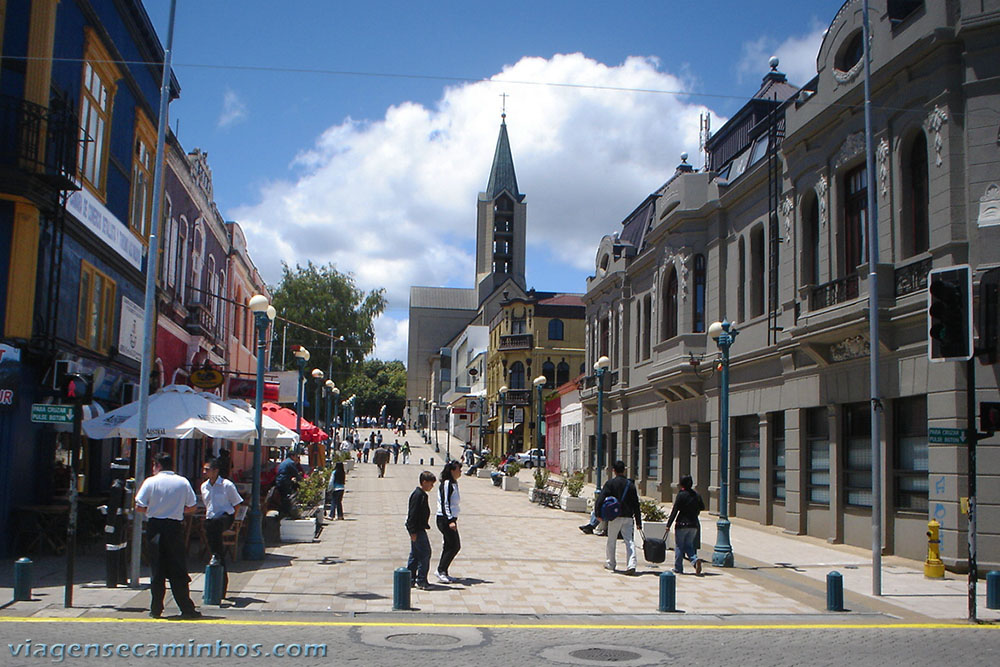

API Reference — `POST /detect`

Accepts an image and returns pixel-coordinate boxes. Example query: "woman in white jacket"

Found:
[435,461,462,583]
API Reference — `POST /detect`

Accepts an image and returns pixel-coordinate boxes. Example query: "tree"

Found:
[340,360,407,419]
[269,261,387,388]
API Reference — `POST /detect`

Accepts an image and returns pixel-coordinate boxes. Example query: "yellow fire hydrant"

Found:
[924,519,945,578]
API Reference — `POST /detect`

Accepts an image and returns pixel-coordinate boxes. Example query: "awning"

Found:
[261,402,328,443]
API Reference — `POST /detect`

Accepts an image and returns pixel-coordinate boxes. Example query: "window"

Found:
[843,165,867,277]
[663,270,678,340]
[737,237,746,322]
[77,31,119,197]
[644,428,659,480]
[542,360,555,389]
[844,402,872,507]
[511,314,526,334]
[894,396,928,512]
[692,254,706,333]
[161,198,173,285]
[176,217,187,300]
[735,415,760,498]
[509,361,525,389]
[751,226,765,318]
[903,133,929,258]
[806,407,830,504]
[641,293,652,359]
[77,260,116,354]
[802,193,820,285]
[771,411,786,501]
[837,32,864,72]
[556,361,569,386]
[630,431,640,479]
[548,319,564,341]
[130,111,156,240]
[598,315,609,358]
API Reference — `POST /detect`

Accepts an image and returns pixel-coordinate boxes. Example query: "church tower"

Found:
[475,116,526,304]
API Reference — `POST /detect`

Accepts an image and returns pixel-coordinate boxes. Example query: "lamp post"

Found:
[499,385,508,456]
[708,320,738,568]
[594,356,611,489]
[328,382,339,450]
[445,406,452,462]
[533,375,546,470]
[292,346,310,446]
[245,294,276,560]
[431,401,439,452]
[311,368,323,464]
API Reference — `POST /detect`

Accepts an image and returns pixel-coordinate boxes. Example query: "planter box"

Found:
[562,496,589,513]
[477,467,493,479]
[502,476,520,492]
[280,518,317,542]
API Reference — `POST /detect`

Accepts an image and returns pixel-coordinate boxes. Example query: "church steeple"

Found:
[485,118,523,202]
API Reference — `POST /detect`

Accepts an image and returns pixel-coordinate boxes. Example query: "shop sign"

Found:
[190,367,225,389]
[66,188,143,270]
[118,297,144,362]
[0,344,21,409]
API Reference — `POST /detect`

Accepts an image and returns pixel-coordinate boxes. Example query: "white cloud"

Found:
[738,23,827,88]
[217,88,248,128]
[230,53,716,359]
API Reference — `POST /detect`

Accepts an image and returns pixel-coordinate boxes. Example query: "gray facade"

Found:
[581,0,1000,569]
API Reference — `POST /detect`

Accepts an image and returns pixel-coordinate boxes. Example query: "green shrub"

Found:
[566,471,585,498]
[505,461,521,477]
[296,467,330,510]
[639,498,667,522]
[533,467,550,489]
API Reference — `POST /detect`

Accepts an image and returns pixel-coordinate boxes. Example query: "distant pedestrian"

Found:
[392,439,401,464]
[327,461,347,520]
[373,444,390,477]
[406,470,437,590]
[595,460,642,575]
[363,437,371,463]
[402,441,411,464]
[435,460,462,583]
[274,450,302,518]
[665,474,705,575]
[134,452,201,619]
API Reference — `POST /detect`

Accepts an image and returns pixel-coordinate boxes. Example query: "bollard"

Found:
[658,570,676,612]
[393,567,411,610]
[14,558,32,601]
[430,458,434,467]
[827,571,844,611]
[987,571,1000,610]
[203,560,224,606]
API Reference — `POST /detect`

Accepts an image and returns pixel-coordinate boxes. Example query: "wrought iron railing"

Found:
[810,274,860,310]
[0,93,80,190]
[894,256,932,297]
[499,334,532,350]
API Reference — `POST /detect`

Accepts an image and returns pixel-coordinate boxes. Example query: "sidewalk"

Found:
[2,429,997,622]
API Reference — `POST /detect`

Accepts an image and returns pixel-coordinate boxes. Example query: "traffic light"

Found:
[61,373,92,403]
[981,402,1000,434]
[928,265,972,362]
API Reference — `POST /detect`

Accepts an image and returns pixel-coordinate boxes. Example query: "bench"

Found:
[537,479,565,508]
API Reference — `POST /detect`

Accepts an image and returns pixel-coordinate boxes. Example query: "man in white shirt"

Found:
[134,451,200,619]
[200,458,243,597]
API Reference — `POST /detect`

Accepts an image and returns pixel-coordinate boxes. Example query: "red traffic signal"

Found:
[61,373,92,402]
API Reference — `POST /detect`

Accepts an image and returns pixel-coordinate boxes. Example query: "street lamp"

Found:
[311,368,323,465]
[292,346,310,445]
[708,319,738,568]
[594,356,611,489]
[431,401,439,453]
[499,385,508,456]
[327,381,339,450]
[245,294,276,560]
[533,375,546,470]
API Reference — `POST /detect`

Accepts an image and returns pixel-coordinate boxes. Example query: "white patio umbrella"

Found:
[81,384,258,441]
[223,398,300,447]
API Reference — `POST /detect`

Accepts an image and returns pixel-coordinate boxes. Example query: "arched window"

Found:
[548,319,564,341]
[843,165,867,277]
[509,361,525,389]
[692,255,706,333]
[802,192,820,285]
[751,226,765,318]
[663,270,678,340]
[642,293,652,359]
[737,237,746,322]
[542,360,555,388]
[556,361,570,387]
[904,132,929,258]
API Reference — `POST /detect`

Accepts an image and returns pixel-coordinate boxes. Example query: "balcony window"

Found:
[548,318,564,341]
[641,293,652,360]
[77,260,116,354]
[663,270,678,340]
[843,165,867,277]
[511,315,526,334]
[556,361,569,386]
[130,111,156,240]
[692,254,706,333]
[509,361,525,389]
[737,237,746,322]
[542,360,555,389]
[903,132,929,258]
[77,32,119,198]
[802,193,820,285]
[751,225,765,318]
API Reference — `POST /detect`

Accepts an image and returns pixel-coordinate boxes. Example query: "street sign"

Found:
[31,403,74,424]
[928,427,968,444]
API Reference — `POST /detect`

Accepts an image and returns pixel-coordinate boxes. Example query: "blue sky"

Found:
[143,1,842,361]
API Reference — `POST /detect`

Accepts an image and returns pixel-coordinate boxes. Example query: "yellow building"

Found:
[486,291,585,456]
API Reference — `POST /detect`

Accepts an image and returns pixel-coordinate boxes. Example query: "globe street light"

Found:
[498,385,508,457]
[532,375,546,470]
[431,401,439,453]
[292,346,310,447]
[594,356,611,489]
[709,320,738,568]
[245,294,276,560]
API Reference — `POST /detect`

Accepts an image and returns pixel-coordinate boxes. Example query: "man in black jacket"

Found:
[665,474,705,575]
[595,460,642,575]
[405,471,437,589]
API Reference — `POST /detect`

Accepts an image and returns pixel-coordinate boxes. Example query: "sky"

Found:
[142,1,842,362]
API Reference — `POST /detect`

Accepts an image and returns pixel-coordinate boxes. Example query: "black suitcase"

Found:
[641,529,667,563]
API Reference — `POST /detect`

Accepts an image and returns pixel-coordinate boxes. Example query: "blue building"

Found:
[0,0,177,554]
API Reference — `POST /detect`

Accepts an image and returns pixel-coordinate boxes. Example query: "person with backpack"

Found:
[595,460,642,575]
[434,460,462,583]
[665,474,705,575]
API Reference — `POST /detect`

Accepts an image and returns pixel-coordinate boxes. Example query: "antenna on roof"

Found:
[699,112,711,171]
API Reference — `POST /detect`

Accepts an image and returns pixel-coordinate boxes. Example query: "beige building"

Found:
[581,0,1000,570]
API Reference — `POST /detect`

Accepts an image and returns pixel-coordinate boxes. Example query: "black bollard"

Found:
[203,560,224,606]
[658,570,676,612]
[14,558,32,601]
[827,571,844,611]
[393,567,411,610]
[987,571,1000,610]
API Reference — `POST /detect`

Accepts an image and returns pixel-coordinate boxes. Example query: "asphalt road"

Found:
[2,616,998,666]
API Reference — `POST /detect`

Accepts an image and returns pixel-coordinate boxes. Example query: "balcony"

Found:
[894,256,932,298]
[810,274,859,310]
[581,371,619,390]
[185,289,215,338]
[0,94,80,197]
[499,333,533,351]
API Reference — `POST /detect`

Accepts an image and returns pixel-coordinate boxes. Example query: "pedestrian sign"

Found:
[928,427,967,444]
[31,403,74,424]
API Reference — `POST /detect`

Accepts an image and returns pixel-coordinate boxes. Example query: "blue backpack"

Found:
[600,480,630,520]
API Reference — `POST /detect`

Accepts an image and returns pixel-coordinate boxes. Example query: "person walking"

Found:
[434,461,462,583]
[392,439,401,464]
[363,435,372,462]
[595,460,642,575]
[327,461,347,520]
[200,458,243,598]
[406,470,437,590]
[401,441,411,464]
[665,474,705,575]
[274,450,302,518]
[134,452,201,619]
[373,444,390,478]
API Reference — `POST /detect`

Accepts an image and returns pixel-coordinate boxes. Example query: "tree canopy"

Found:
[339,359,407,419]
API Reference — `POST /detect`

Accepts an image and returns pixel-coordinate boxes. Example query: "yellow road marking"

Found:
[0,617,995,630]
